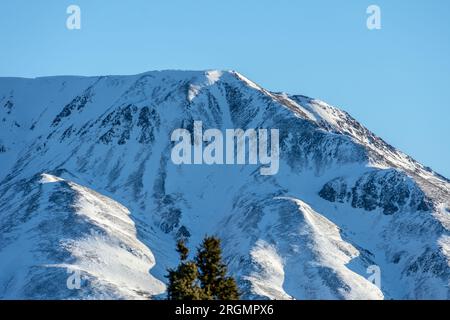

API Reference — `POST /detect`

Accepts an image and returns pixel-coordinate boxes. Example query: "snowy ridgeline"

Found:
[0,70,449,299]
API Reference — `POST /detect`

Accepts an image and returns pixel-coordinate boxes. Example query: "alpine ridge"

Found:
[0,70,448,299]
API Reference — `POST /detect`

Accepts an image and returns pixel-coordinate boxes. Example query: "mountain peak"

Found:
[0,70,449,299]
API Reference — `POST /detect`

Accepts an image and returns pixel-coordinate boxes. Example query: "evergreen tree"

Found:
[166,236,240,300]
[166,240,203,300]
[195,236,240,300]
[217,276,240,300]
[176,239,189,261]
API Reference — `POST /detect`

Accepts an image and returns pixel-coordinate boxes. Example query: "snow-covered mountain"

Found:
[0,70,448,299]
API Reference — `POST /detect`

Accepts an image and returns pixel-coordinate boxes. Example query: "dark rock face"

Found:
[52,93,92,127]
[319,169,433,214]
[137,106,160,144]
[99,104,160,145]
[3,100,13,114]
[319,177,350,203]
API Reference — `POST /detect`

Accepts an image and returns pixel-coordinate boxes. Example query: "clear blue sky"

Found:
[1,0,449,178]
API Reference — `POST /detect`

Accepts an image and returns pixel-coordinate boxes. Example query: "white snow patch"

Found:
[246,240,293,300]
[205,70,223,85]
[40,173,65,184]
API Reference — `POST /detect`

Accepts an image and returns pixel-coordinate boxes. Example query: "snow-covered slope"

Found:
[0,172,164,299]
[0,70,448,299]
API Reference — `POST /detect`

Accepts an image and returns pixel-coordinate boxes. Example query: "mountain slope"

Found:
[0,172,164,299]
[0,70,449,299]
